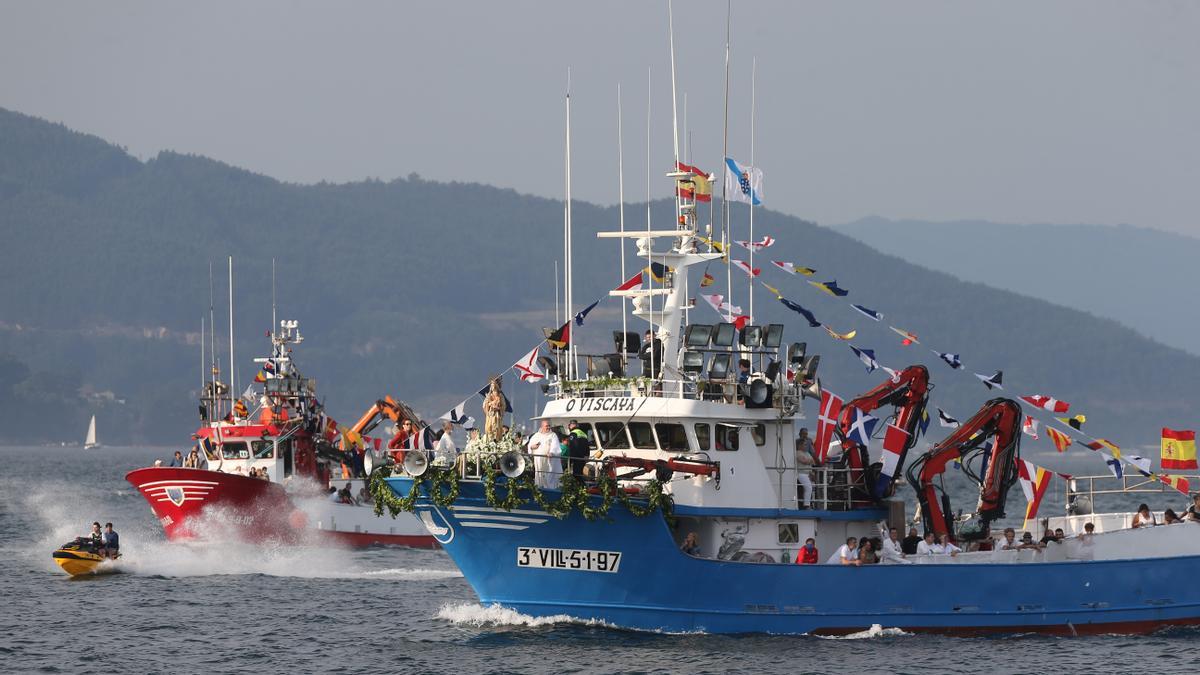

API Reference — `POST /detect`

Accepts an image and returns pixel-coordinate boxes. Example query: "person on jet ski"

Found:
[89,522,103,549]
[101,522,120,558]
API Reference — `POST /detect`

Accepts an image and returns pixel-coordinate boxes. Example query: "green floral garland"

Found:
[368,461,672,523]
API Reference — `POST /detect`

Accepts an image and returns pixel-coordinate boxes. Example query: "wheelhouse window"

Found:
[752,423,767,447]
[593,422,630,450]
[778,523,799,544]
[655,423,689,451]
[221,441,249,460]
[252,440,274,459]
[694,423,711,451]
[628,422,656,449]
[715,424,740,451]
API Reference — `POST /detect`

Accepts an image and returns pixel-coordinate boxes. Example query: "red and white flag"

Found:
[735,235,775,251]
[731,259,761,278]
[814,390,844,464]
[1022,415,1040,440]
[513,346,545,382]
[876,423,911,494]
[614,272,643,292]
[1020,394,1070,414]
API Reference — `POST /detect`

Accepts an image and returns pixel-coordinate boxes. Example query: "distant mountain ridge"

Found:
[838,216,1200,356]
[2,106,1198,449]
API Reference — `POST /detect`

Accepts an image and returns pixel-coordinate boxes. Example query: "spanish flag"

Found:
[675,162,713,202]
[1161,428,1197,471]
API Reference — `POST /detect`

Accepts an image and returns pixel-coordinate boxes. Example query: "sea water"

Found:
[2,445,1198,674]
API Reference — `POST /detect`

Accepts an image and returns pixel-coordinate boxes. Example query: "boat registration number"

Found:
[517,547,622,573]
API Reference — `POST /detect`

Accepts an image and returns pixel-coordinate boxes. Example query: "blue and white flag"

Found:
[724,157,763,205]
[933,350,962,370]
[849,345,879,374]
[1101,452,1123,479]
[851,304,883,321]
[440,399,469,424]
[780,297,821,328]
[974,370,1003,390]
[937,408,960,429]
[845,408,879,448]
[574,300,599,326]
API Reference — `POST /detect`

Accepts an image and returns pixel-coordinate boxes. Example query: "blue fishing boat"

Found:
[374,7,1200,636]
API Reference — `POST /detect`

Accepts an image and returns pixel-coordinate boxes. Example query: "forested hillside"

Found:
[2,107,1197,448]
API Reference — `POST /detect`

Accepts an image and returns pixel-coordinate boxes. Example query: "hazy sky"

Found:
[3,1,1198,234]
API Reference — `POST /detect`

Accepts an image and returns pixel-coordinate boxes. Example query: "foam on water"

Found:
[436,602,603,629]
[818,624,912,640]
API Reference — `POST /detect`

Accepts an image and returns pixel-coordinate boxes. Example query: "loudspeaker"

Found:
[744,378,774,409]
[403,451,429,477]
[500,451,527,478]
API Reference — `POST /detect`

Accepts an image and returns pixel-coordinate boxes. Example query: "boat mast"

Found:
[228,256,235,417]
[748,56,757,322]
[209,262,219,420]
[564,68,575,380]
[720,1,733,320]
[271,257,277,335]
[645,66,656,377]
[617,82,628,370]
[668,0,688,332]
[200,316,205,401]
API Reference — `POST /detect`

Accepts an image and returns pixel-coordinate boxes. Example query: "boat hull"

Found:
[128,467,435,548]
[52,550,118,577]
[390,477,1200,635]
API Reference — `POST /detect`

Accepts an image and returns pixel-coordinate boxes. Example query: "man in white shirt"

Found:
[878,525,908,563]
[826,536,860,565]
[433,421,457,467]
[995,527,1018,551]
[795,430,816,509]
[527,420,563,490]
[915,532,936,555]
[933,533,962,557]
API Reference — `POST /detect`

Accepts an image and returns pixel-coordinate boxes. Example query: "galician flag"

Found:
[724,157,763,205]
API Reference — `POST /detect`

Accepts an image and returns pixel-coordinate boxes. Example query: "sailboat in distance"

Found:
[83,414,101,449]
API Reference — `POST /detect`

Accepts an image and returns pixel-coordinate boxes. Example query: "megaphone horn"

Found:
[404,451,429,477]
[500,450,527,479]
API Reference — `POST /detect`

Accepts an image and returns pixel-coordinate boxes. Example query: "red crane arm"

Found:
[906,397,1023,540]
[836,365,930,502]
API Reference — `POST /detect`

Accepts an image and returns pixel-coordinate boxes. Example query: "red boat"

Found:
[127,319,435,548]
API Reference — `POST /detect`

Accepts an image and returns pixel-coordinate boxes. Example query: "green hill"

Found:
[1,107,1197,450]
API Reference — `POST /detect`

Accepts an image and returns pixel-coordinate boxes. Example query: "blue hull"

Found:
[389,477,1200,635]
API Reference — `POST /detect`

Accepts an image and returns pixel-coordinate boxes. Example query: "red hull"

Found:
[126,467,436,549]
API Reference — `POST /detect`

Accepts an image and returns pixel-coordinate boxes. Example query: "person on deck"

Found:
[1132,503,1157,528]
[168,450,184,467]
[527,420,563,489]
[827,537,860,566]
[388,419,415,464]
[184,447,200,468]
[916,532,936,555]
[879,527,906,563]
[996,527,1018,551]
[933,533,961,557]
[638,330,663,379]
[797,538,819,564]
[565,421,591,479]
[737,359,751,384]
[857,539,878,565]
[680,532,701,556]
[901,527,921,555]
[1185,494,1200,522]
[794,430,816,509]
[434,421,457,468]
[1163,509,1182,525]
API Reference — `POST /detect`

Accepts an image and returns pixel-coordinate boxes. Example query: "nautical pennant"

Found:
[647,261,672,283]
[1046,426,1073,453]
[735,236,775,251]
[1017,459,1053,530]
[574,300,599,326]
[614,272,643,292]
[724,156,764,205]
[849,345,879,374]
[545,321,571,349]
[1020,395,1071,413]
[440,399,469,425]
[732,259,762,277]
[762,283,783,299]
[701,272,715,288]
[1022,415,1040,440]
[1083,438,1121,458]
[779,297,821,327]
[974,370,1003,390]
[928,351,960,370]
[1158,473,1191,496]
[889,326,919,345]
[1161,428,1198,471]
[845,408,879,448]
[771,261,816,276]
[1100,452,1123,479]
[809,280,849,297]
[851,304,882,321]
[918,408,931,436]
[814,390,844,464]
[1057,414,1086,430]
[937,408,961,428]
[876,423,911,496]
[513,346,546,382]
[824,325,857,341]
[1126,454,1153,477]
